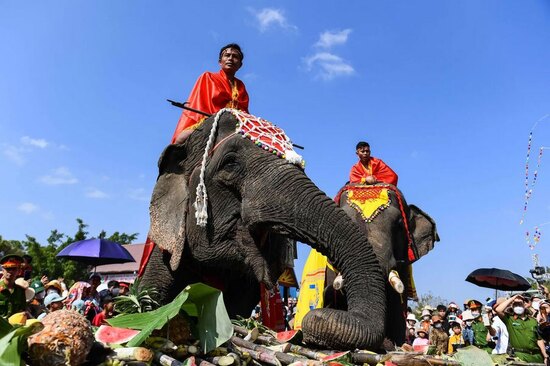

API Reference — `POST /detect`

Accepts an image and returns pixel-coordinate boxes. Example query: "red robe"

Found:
[349,157,398,186]
[171,69,249,143]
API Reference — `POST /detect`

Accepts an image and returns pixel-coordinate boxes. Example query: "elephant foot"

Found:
[388,270,404,294]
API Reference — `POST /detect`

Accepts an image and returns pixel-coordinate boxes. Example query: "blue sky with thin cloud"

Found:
[1,1,549,305]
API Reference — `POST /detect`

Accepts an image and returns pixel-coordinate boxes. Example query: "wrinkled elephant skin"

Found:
[140,112,387,350]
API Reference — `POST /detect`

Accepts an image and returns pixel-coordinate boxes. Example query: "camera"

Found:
[530,266,546,283]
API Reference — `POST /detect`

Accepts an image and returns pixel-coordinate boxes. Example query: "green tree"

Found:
[410,292,450,317]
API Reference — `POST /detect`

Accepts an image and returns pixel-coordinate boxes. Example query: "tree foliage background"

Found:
[0,218,138,286]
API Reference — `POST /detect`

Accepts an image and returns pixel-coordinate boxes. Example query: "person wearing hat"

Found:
[495,294,547,363]
[447,321,465,354]
[446,302,460,323]
[430,314,449,355]
[405,313,418,345]
[419,308,432,333]
[0,254,27,318]
[28,279,46,319]
[467,299,495,353]
[44,280,63,296]
[119,282,130,296]
[461,310,475,346]
[37,292,67,320]
[412,328,430,349]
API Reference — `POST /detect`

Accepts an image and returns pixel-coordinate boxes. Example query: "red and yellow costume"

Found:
[170,69,249,143]
[349,158,398,186]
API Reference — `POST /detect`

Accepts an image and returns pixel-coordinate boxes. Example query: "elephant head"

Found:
[337,184,439,345]
[141,110,386,350]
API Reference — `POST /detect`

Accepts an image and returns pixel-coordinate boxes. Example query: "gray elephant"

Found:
[323,183,439,346]
[140,109,387,350]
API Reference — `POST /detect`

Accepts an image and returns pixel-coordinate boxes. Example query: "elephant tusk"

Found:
[333,274,344,291]
[388,270,404,294]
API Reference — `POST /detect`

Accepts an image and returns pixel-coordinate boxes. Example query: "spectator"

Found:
[447,302,460,323]
[406,326,416,346]
[495,294,547,363]
[468,299,494,353]
[536,300,550,343]
[487,298,509,355]
[436,304,450,333]
[99,280,120,303]
[412,329,430,349]
[461,310,475,346]
[38,293,66,320]
[44,280,63,296]
[119,282,130,296]
[405,313,418,345]
[21,254,33,280]
[89,273,102,303]
[420,309,432,332]
[92,298,114,326]
[430,314,449,355]
[0,254,27,318]
[28,279,46,319]
[448,321,465,354]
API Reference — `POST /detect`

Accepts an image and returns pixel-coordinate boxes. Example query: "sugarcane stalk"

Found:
[231,336,301,365]
[111,347,154,362]
[205,356,235,366]
[239,348,281,366]
[388,352,461,366]
[154,351,184,366]
[233,325,279,345]
[287,345,328,360]
[351,352,390,365]
[195,357,218,366]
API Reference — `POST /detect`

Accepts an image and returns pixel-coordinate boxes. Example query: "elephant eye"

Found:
[220,153,241,173]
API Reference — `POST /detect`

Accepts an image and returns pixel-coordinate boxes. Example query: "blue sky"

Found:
[1,1,549,306]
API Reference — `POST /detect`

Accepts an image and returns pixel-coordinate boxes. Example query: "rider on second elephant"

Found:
[349,141,398,186]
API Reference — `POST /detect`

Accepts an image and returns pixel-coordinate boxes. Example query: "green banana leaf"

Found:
[108,283,233,353]
[0,318,44,366]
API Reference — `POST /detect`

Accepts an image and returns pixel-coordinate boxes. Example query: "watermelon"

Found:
[95,325,140,345]
[276,329,302,344]
[321,351,351,363]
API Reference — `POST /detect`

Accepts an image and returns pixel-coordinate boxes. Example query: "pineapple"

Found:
[151,311,193,345]
[28,309,94,366]
[113,278,160,314]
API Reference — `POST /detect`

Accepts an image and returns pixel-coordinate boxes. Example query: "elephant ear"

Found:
[149,144,189,271]
[408,204,440,260]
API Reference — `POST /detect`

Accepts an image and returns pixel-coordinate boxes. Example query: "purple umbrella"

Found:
[56,238,136,266]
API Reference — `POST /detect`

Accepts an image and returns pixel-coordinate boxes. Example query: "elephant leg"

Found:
[222,274,261,318]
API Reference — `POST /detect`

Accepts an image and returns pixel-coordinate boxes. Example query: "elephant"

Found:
[140,109,387,350]
[320,183,439,346]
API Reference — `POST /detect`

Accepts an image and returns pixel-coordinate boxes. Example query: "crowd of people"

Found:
[0,254,129,327]
[405,294,550,363]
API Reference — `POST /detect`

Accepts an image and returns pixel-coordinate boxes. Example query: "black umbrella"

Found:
[465,267,531,291]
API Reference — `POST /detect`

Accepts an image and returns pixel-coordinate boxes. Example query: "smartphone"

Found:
[482,313,491,326]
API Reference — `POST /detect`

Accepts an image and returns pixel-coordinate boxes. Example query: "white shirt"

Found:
[491,316,509,354]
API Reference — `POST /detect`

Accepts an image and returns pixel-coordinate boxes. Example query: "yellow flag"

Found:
[293,249,328,329]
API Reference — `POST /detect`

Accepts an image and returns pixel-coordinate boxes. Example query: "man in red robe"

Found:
[349,141,398,185]
[171,43,249,144]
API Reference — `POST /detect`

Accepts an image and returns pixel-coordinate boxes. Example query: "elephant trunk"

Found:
[245,171,386,350]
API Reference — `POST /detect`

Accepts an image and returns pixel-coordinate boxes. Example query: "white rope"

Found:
[194,108,230,226]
